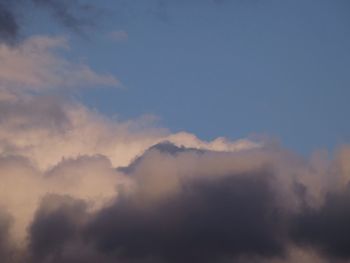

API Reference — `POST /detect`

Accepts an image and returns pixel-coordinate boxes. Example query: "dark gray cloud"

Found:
[291,185,350,260]
[0,211,16,263]
[0,1,18,43]
[23,170,288,263]
[0,0,95,43]
[28,195,89,263]
[0,0,232,43]
[32,0,96,35]
[85,171,288,263]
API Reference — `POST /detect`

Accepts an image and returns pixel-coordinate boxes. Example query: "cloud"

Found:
[84,170,288,263]
[0,142,344,263]
[23,172,287,263]
[0,37,261,255]
[0,0,239,44]
[32,0,96,34]
[109,30,128,42]
[0,35,118,92]
[0,60,344,262]
[0,1,18,44]
[28,194,90,263]
[1,123,350,262]
[291,185,350,260]
[0,0,97,43]
[0,27,348,262]
[0,90,260,245]
[0,211,17,263]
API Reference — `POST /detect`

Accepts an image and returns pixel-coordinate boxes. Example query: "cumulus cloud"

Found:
[0,141,348,263]
[0,34,262,258]
[1,107,350,263]
[0,86,348,262]
[0,87,261,248]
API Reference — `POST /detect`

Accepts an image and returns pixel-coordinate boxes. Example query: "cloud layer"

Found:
[0,34,350,263]
[1,138,350,263]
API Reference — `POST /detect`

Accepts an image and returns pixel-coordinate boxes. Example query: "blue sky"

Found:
[26,0,350,153]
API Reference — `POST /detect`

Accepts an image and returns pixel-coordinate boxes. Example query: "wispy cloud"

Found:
[0,35,118,92]
[108,30,128,42]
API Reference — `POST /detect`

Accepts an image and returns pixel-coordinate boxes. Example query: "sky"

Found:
[25,0,350,154]
[1,1,350,263]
